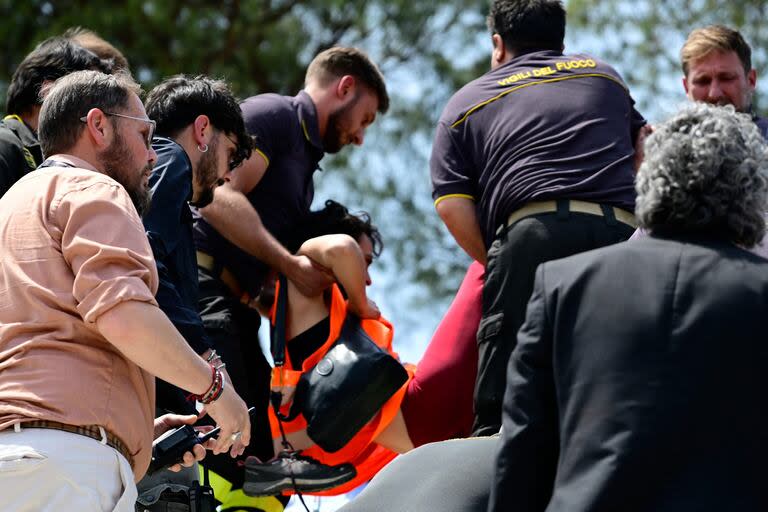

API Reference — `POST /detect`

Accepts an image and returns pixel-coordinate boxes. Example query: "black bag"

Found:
[271,275,408,453]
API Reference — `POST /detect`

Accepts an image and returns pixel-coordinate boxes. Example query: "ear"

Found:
[682,75,691,96]
[192,114,212,145]
[83,108,111,149]
[335,75,357,101]
[491,34,506,68]
[747,68,757,90]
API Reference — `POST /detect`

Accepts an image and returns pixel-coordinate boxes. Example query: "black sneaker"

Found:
[243,452,357,496]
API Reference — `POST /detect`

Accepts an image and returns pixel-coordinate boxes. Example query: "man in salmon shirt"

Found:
[0,70,250,511]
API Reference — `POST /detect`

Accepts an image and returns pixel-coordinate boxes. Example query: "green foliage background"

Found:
[1,0,764,356]
[0,0,489,356]
[568,0,768,117]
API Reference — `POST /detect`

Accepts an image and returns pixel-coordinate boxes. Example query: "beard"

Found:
[189,136,221,209]
[323,93,360,154]
[101,134,152,217]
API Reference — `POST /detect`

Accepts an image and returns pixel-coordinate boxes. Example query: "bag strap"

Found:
[269,274,303,424]
[265,276,313,511]
[270,274,288,368]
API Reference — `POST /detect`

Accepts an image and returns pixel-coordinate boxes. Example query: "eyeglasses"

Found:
[79,111,156,149]
[223,133,251,171]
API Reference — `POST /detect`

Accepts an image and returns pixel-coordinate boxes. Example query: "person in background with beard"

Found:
[0,70,250,511]
[630,25,768,256]
[189,47,389,509]
[681,25,767,137]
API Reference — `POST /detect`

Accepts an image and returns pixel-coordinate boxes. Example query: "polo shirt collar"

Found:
[3,114,39,146]
[294,90,324,152]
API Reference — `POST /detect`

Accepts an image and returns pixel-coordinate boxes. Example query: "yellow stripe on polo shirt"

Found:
[252,147,270,167]
[451,73,628,129]
[434,193,475,208]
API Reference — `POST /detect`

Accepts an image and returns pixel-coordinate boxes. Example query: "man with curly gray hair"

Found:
[631,100,768,256]
[636,103,767,246]
[489,102,768,512]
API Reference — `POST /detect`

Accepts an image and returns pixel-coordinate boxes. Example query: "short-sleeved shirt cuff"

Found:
[434,193,476,208]
[77,276,158,325]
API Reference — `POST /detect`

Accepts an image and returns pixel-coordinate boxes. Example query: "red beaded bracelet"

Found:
[201,368,224,404]
[187,364,224,404]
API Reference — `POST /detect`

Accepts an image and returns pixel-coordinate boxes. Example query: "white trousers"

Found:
[0,426,137,511]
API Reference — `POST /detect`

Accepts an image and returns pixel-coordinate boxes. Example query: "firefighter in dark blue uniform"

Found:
[191,47,389,505]
[430,0,647,436]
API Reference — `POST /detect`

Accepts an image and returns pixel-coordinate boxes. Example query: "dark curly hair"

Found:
[284,200,383,256]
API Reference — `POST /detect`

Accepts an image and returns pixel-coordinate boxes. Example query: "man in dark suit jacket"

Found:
[489,103,768,512]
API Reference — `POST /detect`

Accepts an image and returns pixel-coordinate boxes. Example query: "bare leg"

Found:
[272,410,414,456]
[273,428,314,456]
[372,410,414,454]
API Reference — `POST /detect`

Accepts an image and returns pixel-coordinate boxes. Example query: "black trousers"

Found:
[195,266,274,489]
[473,202,635,436]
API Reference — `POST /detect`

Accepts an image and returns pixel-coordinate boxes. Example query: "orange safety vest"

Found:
[268,281,414,496]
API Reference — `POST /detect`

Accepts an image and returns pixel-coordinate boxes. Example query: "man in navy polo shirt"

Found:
[190,47,388,499]
[196,47,388,305]
[430,0,647,436]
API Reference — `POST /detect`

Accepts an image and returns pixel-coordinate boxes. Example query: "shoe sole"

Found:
[243,468,357,497]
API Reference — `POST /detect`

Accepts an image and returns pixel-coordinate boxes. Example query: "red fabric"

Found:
[401,262,484,446]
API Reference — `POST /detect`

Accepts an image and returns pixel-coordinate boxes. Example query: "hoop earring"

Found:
[197,143,209,153]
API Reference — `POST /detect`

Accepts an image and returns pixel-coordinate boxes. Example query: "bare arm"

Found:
[199,153,332,296]
[298,234,379,318]
[96,300,250,455]
[436,197,487,265]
